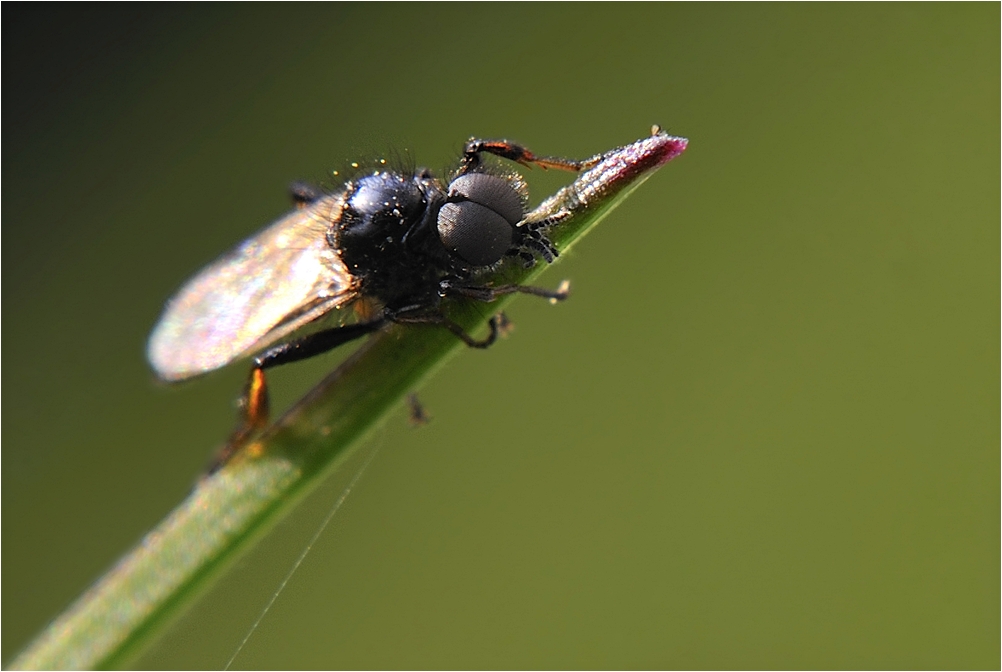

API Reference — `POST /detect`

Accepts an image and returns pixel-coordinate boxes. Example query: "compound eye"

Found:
[447,173,524,225]
[437,201,513,266]
[436,173,524,266]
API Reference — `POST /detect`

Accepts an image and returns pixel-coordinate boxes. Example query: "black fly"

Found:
[148,137,597,470]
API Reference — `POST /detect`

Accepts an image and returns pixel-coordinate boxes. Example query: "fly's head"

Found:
[436,171,527,269]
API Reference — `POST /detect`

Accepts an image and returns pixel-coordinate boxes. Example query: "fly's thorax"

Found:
[332,172,427,265]
[329,171,449,309]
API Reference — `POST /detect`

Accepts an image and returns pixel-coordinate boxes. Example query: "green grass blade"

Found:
[9,129,687,671]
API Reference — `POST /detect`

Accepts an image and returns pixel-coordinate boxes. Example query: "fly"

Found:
[148,129,688,471]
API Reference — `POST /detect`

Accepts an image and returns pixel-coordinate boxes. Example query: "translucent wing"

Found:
[148,194,359,381]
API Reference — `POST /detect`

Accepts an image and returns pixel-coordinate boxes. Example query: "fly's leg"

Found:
[391,311,503,349]
[459,138,604,175]
[525,210,574,229]
[211,366,272,473]
[512,220,565,265]
[442,279,571,304]
[391,280,569,360]
[207,318,387,473]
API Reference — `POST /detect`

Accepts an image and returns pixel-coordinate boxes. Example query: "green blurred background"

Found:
[3,4,998,668]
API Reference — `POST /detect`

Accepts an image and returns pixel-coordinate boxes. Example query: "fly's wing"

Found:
[147,194,359,381]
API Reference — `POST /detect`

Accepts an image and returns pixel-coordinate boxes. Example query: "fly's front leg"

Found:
[207,318,387,473]
[443,279,571,304]
[459,138,604,175]
[510,215,571,265]
[417,281,569,357]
